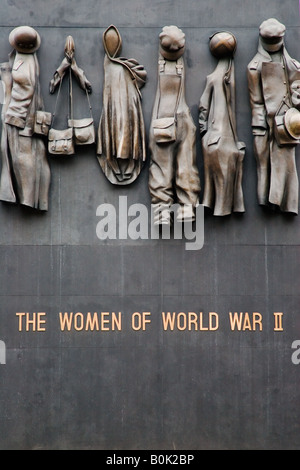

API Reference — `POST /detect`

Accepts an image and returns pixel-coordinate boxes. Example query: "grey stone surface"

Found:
[0,0,298,450]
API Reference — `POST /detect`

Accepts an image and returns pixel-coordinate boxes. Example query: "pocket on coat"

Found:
[207,134,221,146]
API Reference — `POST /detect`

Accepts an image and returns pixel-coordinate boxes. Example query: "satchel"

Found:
[152,117,176,144]
[48,66,94,156]
[34,110,52,136]
[68,73,95,146]
[68,117,95,146]
[48,127,75,155]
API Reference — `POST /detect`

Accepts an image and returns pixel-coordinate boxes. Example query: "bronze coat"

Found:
[199,58,245,216]
[97,55,147,185]
[247,41,300,214]
[0,51,50,210]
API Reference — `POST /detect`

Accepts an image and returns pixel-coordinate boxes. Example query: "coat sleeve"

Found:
[199,76,212,136]
[247,60,267,134]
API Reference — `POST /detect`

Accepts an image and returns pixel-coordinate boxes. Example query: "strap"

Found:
[69,66,73,121]
[51,74,64,127]
[156,54,183,120]
[283,55,292,106]
[158,55,183,76]
[85,87,93,119]
[51,64,93,127]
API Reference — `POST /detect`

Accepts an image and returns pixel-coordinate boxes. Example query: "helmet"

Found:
[209,31,237,58]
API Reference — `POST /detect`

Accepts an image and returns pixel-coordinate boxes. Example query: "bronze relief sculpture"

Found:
[199,31,245,216]
[0,26,51,211]
[97,25,147,185]
[248,18,300,215]
[49,35,95,156]
[148,25,201,224]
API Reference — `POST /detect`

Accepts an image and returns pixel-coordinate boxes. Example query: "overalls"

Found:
[148,55,201,223]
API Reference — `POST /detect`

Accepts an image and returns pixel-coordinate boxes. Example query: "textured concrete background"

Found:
[0,0,299,450]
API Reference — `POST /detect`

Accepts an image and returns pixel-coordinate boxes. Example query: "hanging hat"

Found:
[285,107,300,140]
[159,25,185,61]
[9,26,41,53]
[103,25,122,58]
[259,18,285,52]
[274,107,300,146]
[209,31,237,58]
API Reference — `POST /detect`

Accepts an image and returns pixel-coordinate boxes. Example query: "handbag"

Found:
[48,127,75,155]
[68,87,95,145]
[152,117,176,144]
[48,67,95,155]
[34,110,52,136]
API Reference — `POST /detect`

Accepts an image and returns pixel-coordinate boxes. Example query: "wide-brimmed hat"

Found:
[259,18,285,52]
[9,26,41,53]
[209,31,237,58]
[285,107,300,140]
[159,25,185,61]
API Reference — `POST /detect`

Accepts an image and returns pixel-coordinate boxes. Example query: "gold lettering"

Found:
[243,313,252,330]
[85,312,99,331]
[60,312,122,331]
[101,312,110,331]
[229,312,243,330]
[209,312,219,331]
[111,312,122,331]
[229,312,263,331]
[177,312,187,330]
[162,312,176,331]
[274,312,284,331]
[188,312,198,331]
[74,312,84,331]
[16,312,25,331]
[59,312,73,331]
[16,312,46,331]
[162,312,219,331]
[199,312,208,331]
[253,312,263,331]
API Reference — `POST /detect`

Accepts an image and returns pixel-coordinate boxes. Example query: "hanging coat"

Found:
[247,41,300,214]
[97,54,147,185]
[199,58,245,216]
[0,51,50,211]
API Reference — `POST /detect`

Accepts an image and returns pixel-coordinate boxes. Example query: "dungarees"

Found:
[148,55,201,223]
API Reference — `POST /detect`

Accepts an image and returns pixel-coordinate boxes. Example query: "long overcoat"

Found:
[97,54,147,185]
[247,41,300,214]
[199,59,245,216]
[0,50,50,211]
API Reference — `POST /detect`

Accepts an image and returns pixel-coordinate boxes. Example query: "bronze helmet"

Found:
[209,31,237,58]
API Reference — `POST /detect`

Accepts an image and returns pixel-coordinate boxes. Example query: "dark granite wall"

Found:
[0,0,299,450]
